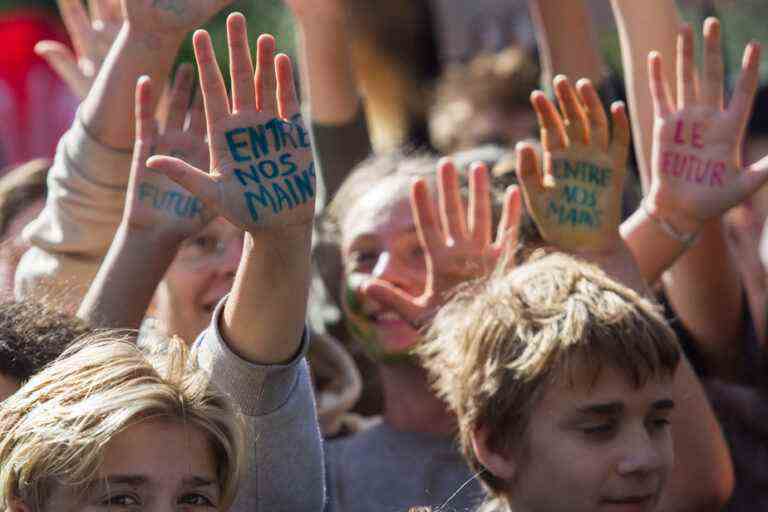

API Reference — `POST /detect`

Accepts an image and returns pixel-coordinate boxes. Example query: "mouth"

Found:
[601,495,654,510]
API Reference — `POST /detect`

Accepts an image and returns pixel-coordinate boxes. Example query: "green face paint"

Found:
[342,276,421,365]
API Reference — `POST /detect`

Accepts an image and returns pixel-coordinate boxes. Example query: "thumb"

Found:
[35,41,89,99]
[361,279,425,328]
[741,154,768,198]
[146,156,218,206]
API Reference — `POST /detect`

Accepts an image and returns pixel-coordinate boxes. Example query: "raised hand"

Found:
[646,19,768,233]
[362,160,520,327]
[124,64,212,241]
[516,76,630,252]
[35,0,122,99]
[147,13,316,234]
[123,0,234,34]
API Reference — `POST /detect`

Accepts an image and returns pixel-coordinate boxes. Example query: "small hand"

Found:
[35,0,122,99]
[516,76,630,252]
[647,19,768,232]
[123,0,234,35]
[362,159,521,327]
[125,64,212,241]
[147,13,316,234]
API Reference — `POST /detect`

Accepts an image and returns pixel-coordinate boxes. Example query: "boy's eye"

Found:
[350,250,379,268]
[101,494,140,507]
[179,493,215,507]
[582,422,616,438]
[648,417,671,432]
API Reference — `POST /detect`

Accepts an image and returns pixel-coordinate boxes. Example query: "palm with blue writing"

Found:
[147,13,316,234]
[516,76,629,252]
[646,19,768,234]
[124,64,212,242]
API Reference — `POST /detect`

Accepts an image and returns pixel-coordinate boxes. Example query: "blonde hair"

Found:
[0,332,246,510]
[418,252,681,498]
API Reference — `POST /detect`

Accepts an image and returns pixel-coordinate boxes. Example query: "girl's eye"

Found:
[350,250,379,268]
[101,494,140,507]
[179,493,215,506]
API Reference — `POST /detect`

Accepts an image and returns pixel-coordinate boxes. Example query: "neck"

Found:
[378,361,456,436]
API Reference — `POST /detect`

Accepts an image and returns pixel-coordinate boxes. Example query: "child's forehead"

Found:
[538,361,675,413]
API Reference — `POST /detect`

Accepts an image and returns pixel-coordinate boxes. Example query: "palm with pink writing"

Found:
[516,76,630,252]
[147,13,315,234]
[361,160,521,328]
[35,0,122,99]
[125,65,212,242]
[647,19,768,232]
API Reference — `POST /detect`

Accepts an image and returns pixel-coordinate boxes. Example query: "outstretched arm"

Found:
[285,0,371,205]
[528,0,604,87]
[611,0,746,378]
[16,0,233,304]
[78,66,211,329]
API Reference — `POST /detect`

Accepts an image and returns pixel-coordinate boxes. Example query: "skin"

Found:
[154,218,244,344]
[0,199,44,297]
[12,419,221,512]
[340,177,425,359]
[478,364,675,512]
[0,372,19,402]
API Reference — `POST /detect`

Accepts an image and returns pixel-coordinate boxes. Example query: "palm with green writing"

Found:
[148,13,316,234]
[646,19,768,234]
[516,76,629,252]
[124,65,212,243]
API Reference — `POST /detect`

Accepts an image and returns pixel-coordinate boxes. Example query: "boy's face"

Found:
[506,364,675,512]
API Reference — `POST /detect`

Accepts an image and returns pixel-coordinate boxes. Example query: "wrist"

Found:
[123,22,185,52]
[642,199,703,247]
[118,220,188,252]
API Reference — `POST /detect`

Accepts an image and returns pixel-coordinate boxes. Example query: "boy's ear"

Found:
[471,425,516,481]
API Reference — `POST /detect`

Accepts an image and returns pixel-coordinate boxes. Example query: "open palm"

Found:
[647,19,768,230]
[516,76,629,252]
[148,13,316,234]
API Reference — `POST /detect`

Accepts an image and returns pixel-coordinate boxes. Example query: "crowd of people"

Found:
[0,0,767,511]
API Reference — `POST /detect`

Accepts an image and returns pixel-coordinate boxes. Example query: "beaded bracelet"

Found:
[641,201,701,249]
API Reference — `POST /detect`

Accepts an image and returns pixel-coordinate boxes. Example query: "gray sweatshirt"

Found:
[196,297,325,511]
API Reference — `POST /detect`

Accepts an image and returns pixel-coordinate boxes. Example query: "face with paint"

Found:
[340,176,431,361]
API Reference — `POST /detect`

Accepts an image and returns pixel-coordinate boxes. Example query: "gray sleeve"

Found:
[310,106,372,209]
[196,296,325,512]
[15,113,132,304]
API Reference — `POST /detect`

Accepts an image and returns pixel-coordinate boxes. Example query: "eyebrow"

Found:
[575,399,676,416]
[576,402,624,415]
[97,475,217,488]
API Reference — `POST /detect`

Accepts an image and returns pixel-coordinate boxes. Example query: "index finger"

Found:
[531,90,567,151]
[554,75,590,146]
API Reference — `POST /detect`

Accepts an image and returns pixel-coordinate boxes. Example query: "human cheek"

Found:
[341,271,380,347]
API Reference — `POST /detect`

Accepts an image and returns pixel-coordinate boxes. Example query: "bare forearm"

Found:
[610,0,679,189]
[621,207,687,284]
[529,0,604,86]
[78,225,179,329]
[660,358,734,510]
[664,222,745,377]
[80,24,182,150]
[295,15,360,124]
[223,227,313,365]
